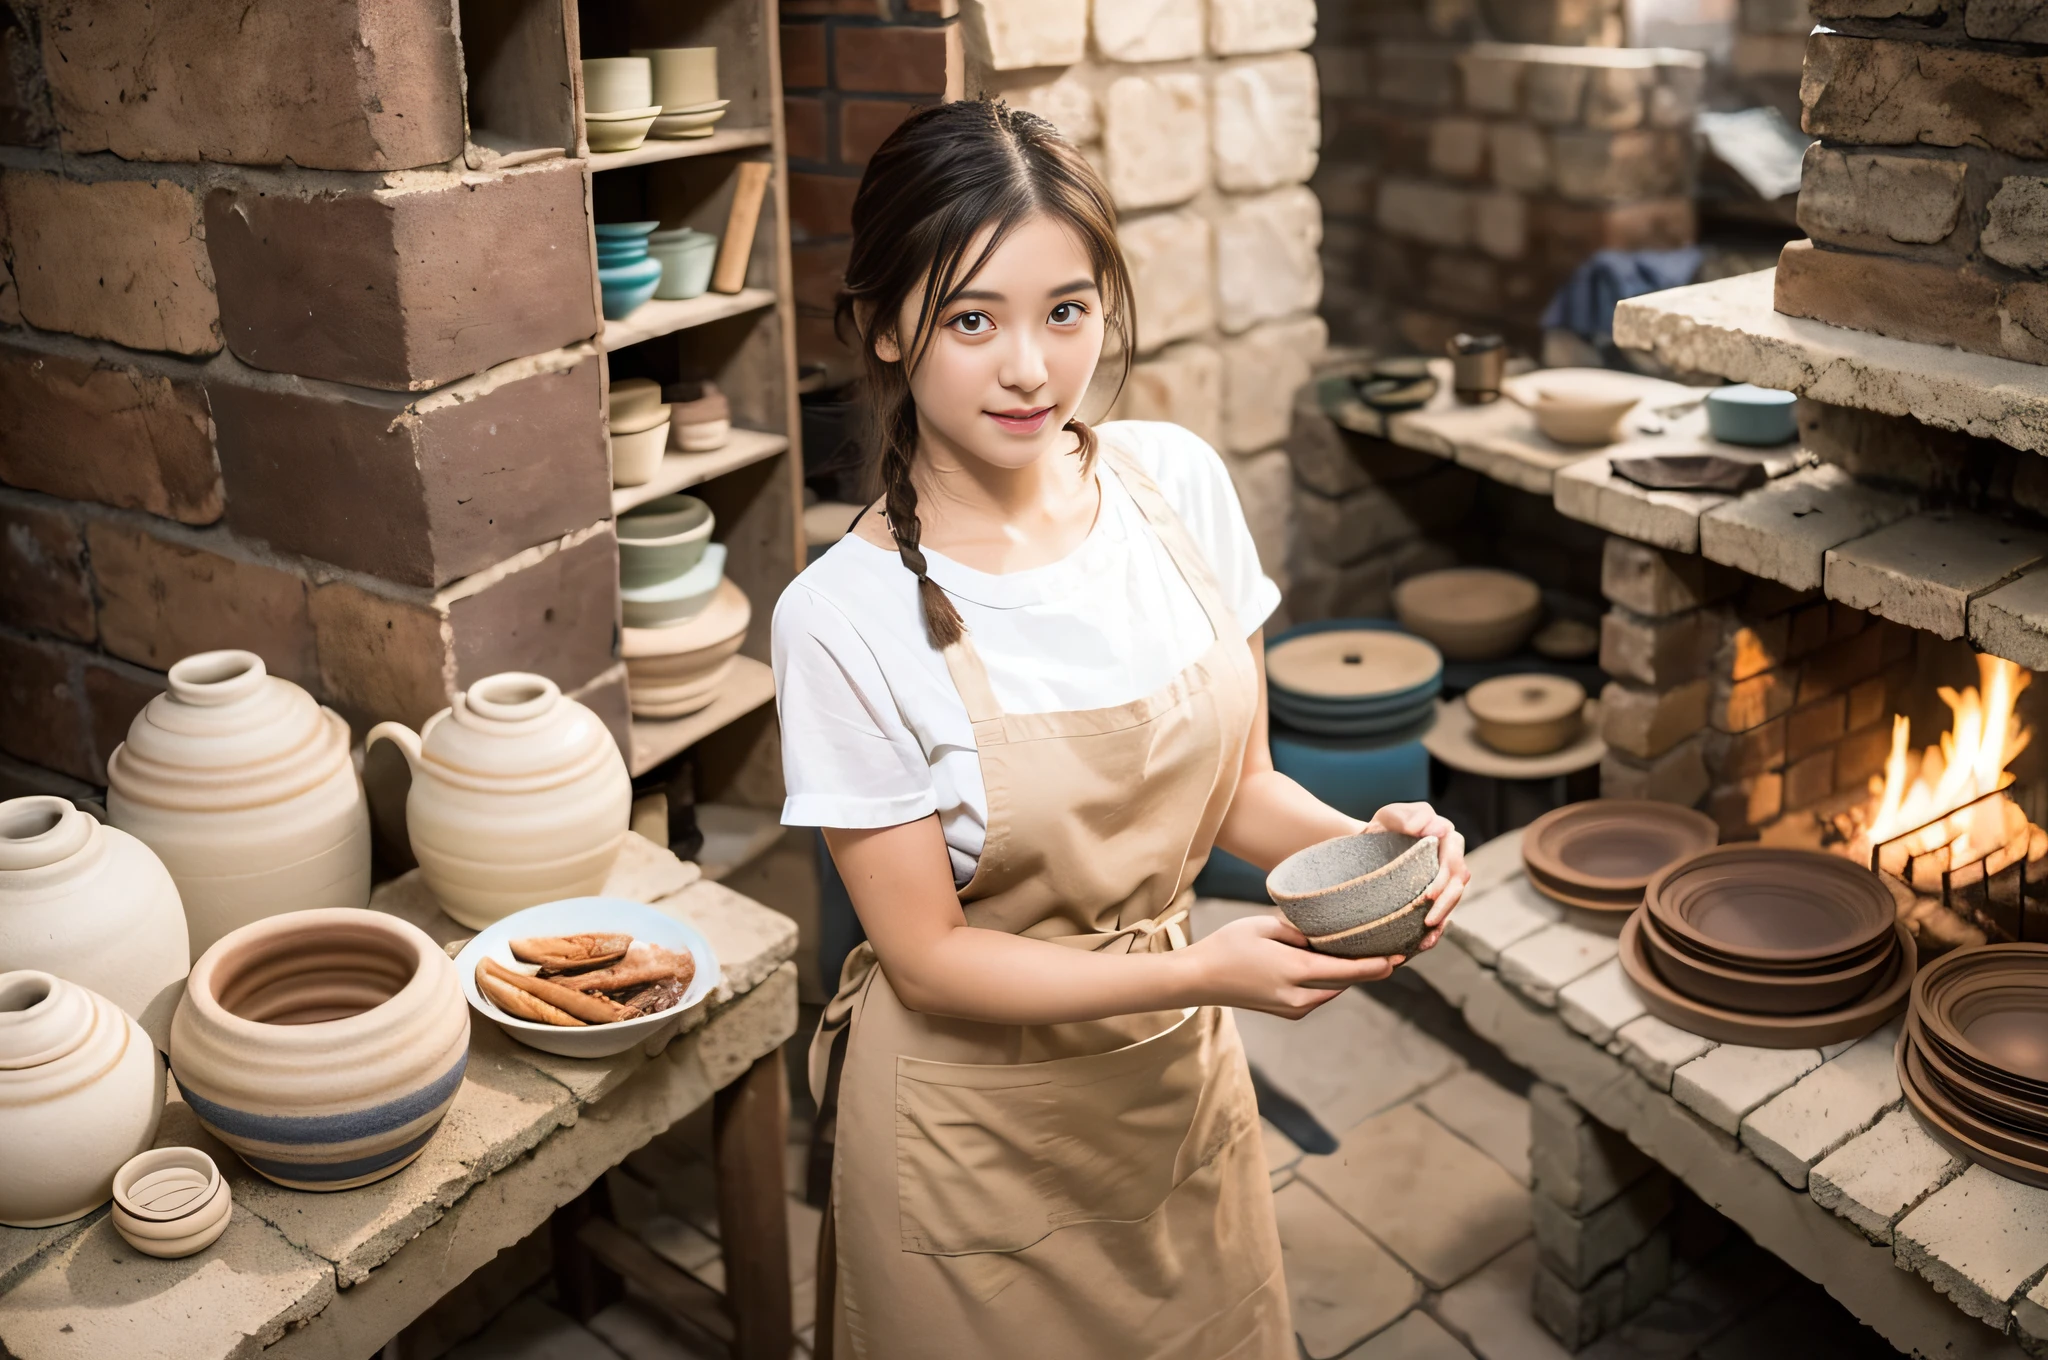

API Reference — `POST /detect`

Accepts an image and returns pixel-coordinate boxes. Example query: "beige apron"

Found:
[810,440,1291,1360]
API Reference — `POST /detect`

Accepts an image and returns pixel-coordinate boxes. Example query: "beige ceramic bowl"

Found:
[1392,568,1543,661]
[1466,673,1586,756]
[1514,369,1643,446]
[610,421,669,488]
[1268,831,1438,939]
[584,106,662,152]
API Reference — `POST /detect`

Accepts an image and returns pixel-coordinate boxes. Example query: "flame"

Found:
[1865,655,2032,869]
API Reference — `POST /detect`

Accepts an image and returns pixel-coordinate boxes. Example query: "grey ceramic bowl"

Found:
[1267,831,1439,938]
[1308,892,1431,958]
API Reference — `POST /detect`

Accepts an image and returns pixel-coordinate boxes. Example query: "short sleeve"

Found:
[1109,421,1283,638]
[770,584,938,829]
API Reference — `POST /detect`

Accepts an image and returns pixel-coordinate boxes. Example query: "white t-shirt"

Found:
[771,421,1281,885]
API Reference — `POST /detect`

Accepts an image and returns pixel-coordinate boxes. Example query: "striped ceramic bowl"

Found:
[169,908,469,1191]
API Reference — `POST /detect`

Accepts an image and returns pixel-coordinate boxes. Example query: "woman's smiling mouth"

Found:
[986,406,1054,434]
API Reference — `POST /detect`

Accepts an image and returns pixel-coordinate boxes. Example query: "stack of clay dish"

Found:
[625,578,752,719]
[1466,674,1585,755]
[581,57,660,151]
[0,971,163,1227]
[620,494,727,629]
[649,227,718,300]
[1619,846,1915,1047]
[609,377,671,487]
[597,222,663,319]
[1391,568,1542,661]
[1268,831,1438,959]
[107,649,371,962]
[1522,800,1717,912]
[1506,369,1644,446]
[632,46,729,139]
[1897,944,2048,1188]
[368,673,632,929]
[111,1147,231,1259]
[669,382,732,450]
[170,908,469,1190]
[1265,627,1442,738]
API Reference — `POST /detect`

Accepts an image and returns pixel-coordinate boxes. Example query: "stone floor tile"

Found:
[1417,1070,1532,1185]
[1616,1016,1715,1091]
[1236,988,1460,1138]
[1265,1118,1304,1191]
[1444,875,1561,967]
[1498,922,1620,1008]
[1557,958,1648,1046]
[1353,1310,1476,1359]
[1808,1106,1966,1245]
[1463,828,1527,903]
[1433,1238,1575,1360]
[1671,1044,1822,1135]
[1894,1164,2048,1328]
[446,1296,621,1360]
[1738,1022,1901,1190]
[1273,1181,1421,1360]
[1299,1103,1532,1290]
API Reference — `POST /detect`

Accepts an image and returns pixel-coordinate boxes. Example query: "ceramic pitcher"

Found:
[107,651,372,961]
[0,796,189,1050]
[367,673,631,929]
[0,971,163,1227]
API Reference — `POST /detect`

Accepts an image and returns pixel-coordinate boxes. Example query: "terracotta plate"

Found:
[1912,944,2048,1088]
[1905,1010,2048,1137]
[1618,911,1915,1048]
[1639,910,1895,1015]
[1267,630,1442,701]
[1526,861,1641,914]
[1646,846,1894,967]
[1899,1030,2048,1190]
[1523,800,1719,894]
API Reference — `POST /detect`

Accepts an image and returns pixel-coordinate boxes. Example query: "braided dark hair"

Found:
[835,99,1134,648]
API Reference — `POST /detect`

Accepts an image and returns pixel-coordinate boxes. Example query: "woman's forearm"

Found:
[1213,767,1365,871]
[882,925,1202,1025]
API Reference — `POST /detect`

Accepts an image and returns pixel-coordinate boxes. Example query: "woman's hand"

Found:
[1367,802,1470,954]
[1177,913,1400,1019]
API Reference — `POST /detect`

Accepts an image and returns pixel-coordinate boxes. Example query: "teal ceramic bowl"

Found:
[599,255,663,320]
[595,220,661,239]
[618,494,714,588]
[621,543,727,627]
[597,240,649,265]
[1705,384,1798,446]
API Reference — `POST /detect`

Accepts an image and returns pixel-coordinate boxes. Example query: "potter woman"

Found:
[771,101,1472,1359]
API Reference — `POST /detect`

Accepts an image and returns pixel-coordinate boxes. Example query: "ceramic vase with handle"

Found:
[367,673,632,929]
[0,970,164,1227]
[0,795,190,1050]
[169,908,470,1191]
[106,650,372,962]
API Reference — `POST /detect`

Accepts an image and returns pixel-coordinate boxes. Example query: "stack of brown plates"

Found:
[1522,800,1718,911]
[1618,846,1915,1047]
[1899,944,2048,1188]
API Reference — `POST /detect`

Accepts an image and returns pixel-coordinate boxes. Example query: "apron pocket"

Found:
[893,1007,1252,1256]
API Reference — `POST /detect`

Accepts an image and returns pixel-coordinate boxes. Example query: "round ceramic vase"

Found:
[0,971,164,1227]
[367,674,632,929]
[169,908,470,1191]
[0,795,190,1050]
[106,651,372,963]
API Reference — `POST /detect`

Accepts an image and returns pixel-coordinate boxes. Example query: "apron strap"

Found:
[1098,439,1243,648]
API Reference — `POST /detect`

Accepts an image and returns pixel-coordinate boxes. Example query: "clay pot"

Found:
[0,971,163,1227]
[169,908,470,1191]
[670,384,732,451]
[1268,831,1438,939]
[111,1147,231,1259]
[368,674,632,929]
[0,795,189,1050]
[1646,846,1894,968]
[1391,568,1542,661]
[107,650,372,962]
[1467,674,1585,755]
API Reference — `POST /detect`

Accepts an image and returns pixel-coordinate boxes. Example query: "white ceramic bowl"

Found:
[583,57,653,114]
[610,423,669,488]
[584,106,661,153]
[454,897,722,1059]
[110,1147,230,1259]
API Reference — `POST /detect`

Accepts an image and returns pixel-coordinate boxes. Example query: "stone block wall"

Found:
[1774,3,2048,367]
[1317,0,1705,352]
[0,0,623,805]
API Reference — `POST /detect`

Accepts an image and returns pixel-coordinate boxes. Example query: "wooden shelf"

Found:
[612,429,790,515]
[586,126,773,172]
[629,654,776,776]
[600,288,777,353]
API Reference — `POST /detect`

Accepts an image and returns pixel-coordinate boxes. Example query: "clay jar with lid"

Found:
[0,970,164,1227]
[106,650,372,961]
[170,908,469,1190]
[368,673,632,929]
[0,796,189,1050]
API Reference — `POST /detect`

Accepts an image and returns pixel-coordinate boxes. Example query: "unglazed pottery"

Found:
[0,971,163,1227]
[1639,911,1894,1015]
[456,898,721,1059]
[1268,831,1438,938]
[582,57,653,114]
[609,377,664,427]
[107,650,371,962]
[170,908,469,1190]
[649,227,718,299]
[632,47,718,110]
[671,384,732,450]
[623,578,751,720]
[1391,568,1542,661]
[0,796,189,1050]
[1899,1028,2048,1190]
[111,1147,231,1258]
[1913,945,2048,1092]
[1466,674,1585,755]
[584,105,661,152]
[1264,628,1442,739]
[368,674,632,929]
[1646,846,1894,967]
[1522,800,1718,912]
[1307,891,1430,959]
[619,494,714,585]
[621,542,728,628]
[1512,369,1642,446]
[611,420,670,487]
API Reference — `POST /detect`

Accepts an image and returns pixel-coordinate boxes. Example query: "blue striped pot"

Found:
[169,908,469,1191]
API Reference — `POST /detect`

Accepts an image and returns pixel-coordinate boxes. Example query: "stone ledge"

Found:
[1825,513,2048,643]
[1698,462,1915,593]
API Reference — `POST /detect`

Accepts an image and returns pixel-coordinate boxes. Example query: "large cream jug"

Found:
[107,651,371,961]
[367,673,631,929]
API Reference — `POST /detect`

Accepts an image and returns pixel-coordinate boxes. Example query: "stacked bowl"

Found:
[617,495,748,719]
[632,46,729,140]
[1899,944,2048,1187]
[597,222,662,320]
[1266,626,1441,739]
[1522,800,1717,913]
[649,227,718,300]
[608,378,670,487]
[581,57,661,152]
[1619,846,1916,1047]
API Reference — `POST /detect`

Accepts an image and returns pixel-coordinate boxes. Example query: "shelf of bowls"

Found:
[582,49,730,155]
[0,648,718,1243]
[598,214,722,323]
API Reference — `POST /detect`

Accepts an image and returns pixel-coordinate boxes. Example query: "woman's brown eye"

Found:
[1050,303,1082,324]
[954,312,991,334]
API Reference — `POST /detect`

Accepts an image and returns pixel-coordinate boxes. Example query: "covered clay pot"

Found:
[169,908,469,1191]
[107,651,372,961]
[0,971,164,1227]
[0,796,190,1050]
[368,673,631,930]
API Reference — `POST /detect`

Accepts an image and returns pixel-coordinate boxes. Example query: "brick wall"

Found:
[1774,3,2048,367]
[1732,0,1812,121]
[0,0,623,805]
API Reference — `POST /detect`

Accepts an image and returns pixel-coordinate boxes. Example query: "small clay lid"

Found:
[1266,630,1441,701]
[1466,673,1584,728]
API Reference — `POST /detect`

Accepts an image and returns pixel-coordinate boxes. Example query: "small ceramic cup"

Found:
[582,57,654,115]
[1267,831,1439,940]
[110,1147,231,1259]
[632,47,718,110]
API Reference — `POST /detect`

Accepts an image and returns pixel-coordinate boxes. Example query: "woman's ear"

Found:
[874,328,902,364]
